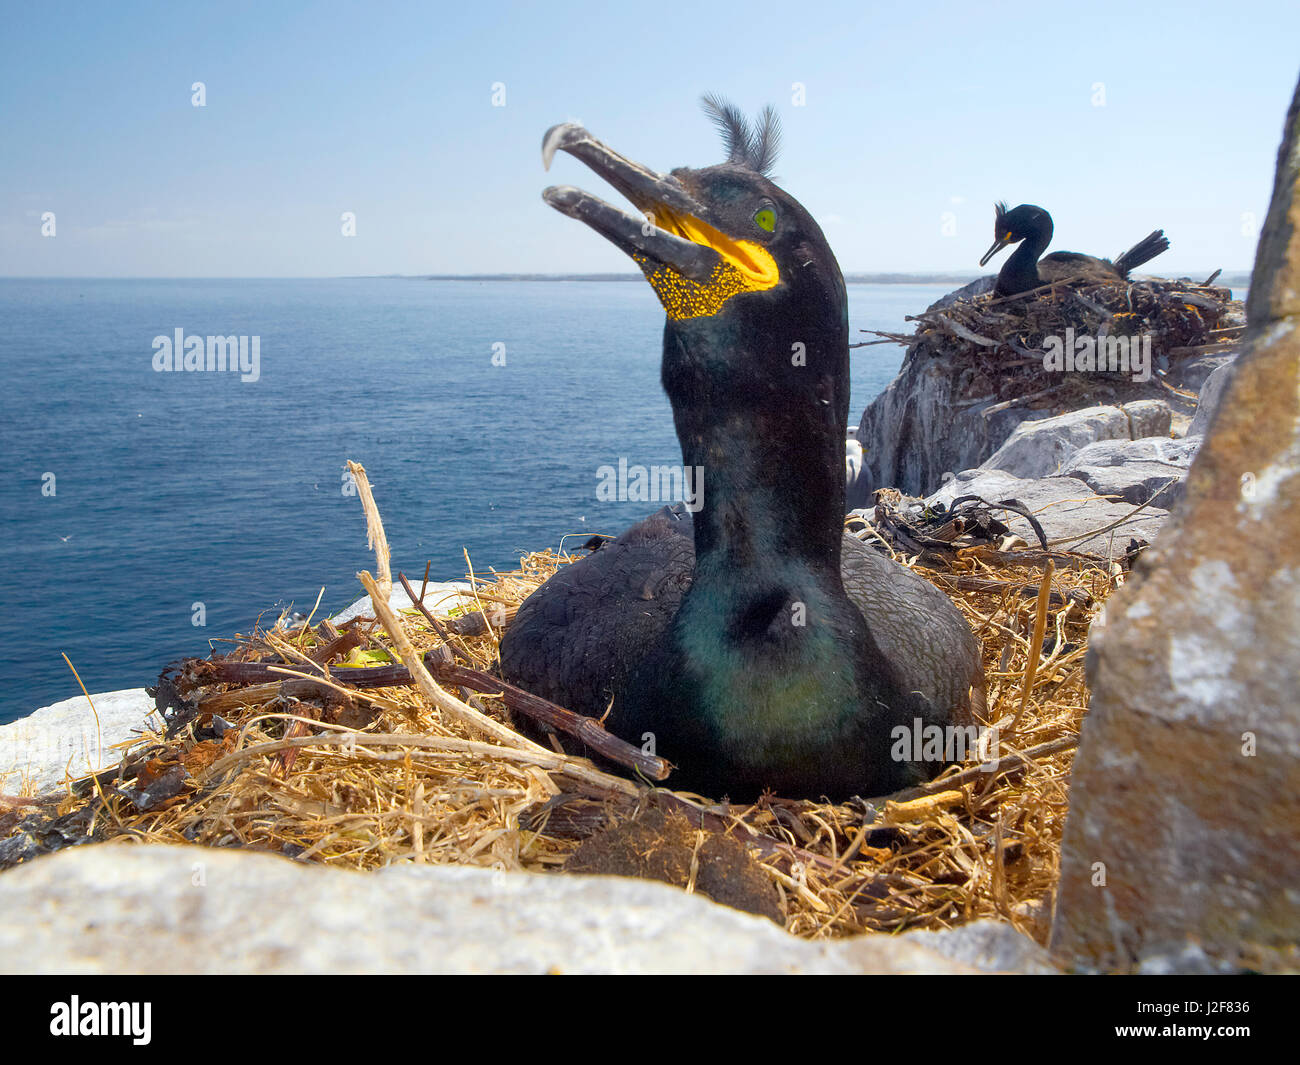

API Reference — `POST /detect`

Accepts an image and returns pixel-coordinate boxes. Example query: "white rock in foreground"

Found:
[0,580,482,796]
[0,690,158,796]
[0,845,1018,974]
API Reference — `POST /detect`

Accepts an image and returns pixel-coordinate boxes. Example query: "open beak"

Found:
[540,123,722,283]
[979,234,1015,268]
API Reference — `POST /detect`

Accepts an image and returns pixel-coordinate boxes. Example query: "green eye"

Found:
[753,207,776,233]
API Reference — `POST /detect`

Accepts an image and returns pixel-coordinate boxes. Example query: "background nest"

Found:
[863,277,1243,411]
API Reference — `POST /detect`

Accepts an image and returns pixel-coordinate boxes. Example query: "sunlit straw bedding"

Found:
[3,460,1125,945]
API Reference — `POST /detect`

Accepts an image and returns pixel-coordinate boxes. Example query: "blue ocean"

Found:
[0,278,952,724]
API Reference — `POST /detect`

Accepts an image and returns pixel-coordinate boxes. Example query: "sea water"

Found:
[0,278,951,723]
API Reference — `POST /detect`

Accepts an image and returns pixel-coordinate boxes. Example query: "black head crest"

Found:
[700,94,782,176]
[994,200,1009,224]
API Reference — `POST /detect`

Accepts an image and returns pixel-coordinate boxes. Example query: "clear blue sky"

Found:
[2,0,1296,277]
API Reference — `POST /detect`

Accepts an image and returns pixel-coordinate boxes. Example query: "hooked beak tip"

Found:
[542,122,587,172]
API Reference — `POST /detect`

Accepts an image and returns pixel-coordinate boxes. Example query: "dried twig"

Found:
[345,462,640,800]
[347,460,392,600]
[1016,560,1056,725]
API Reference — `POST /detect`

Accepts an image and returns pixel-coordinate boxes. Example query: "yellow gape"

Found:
[636,206,780,321]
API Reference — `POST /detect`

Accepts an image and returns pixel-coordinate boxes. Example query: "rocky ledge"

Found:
[847,360,1236,561]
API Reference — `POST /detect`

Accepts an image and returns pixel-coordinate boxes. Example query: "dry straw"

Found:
[5,462,1127,945]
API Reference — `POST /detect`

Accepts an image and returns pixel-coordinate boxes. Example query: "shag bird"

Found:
[500,98,984,800]
[979,202,1169,298]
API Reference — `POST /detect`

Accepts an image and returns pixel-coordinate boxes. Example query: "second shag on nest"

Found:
[980,201,1170,297]
[500,97,985,801]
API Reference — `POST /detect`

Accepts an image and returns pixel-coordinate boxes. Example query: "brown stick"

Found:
[1016,559,1056,724]
[1165,341,1239,357]
[197,679,336,715]
[1155,377,1198,399]
[426,661,669,781]
[979,387,1058,418]
[893,735,1080,799]
[397,571,455,644]
[183,654,667,780]
[983,275,1088,308]
[273,698,319,776]
[310,626,363,666]
[928,572,1091,608]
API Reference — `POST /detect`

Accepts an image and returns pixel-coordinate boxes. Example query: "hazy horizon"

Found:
[0,269,1255,282]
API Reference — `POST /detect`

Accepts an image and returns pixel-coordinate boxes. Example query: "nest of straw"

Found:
[862,277,1242,411]
[1,463,1127,945]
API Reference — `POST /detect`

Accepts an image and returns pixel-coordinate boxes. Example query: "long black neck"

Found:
[663,310,848,583]
[998,213,1053,295]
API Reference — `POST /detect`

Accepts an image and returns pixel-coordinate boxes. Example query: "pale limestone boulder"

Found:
[1167,351,1235,393]
[1187,360,1237,438]
[0,690,158,796]
[981,402,1172,482]
[1058,433,1200,507]
[1119,398,1173,439]
[0,844,991,974]
[984,406,1134,479]
[1059,436,1199,470]
[1061,462,1184,508]
[848,340,1039,505]
[905,919,1057,974]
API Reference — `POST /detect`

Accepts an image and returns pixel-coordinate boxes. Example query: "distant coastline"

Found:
[1,272,1249,285]
[396,271,1254,286]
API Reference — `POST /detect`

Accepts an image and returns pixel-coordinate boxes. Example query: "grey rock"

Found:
[1166,352,1235,393]
[0,690,158,796]
[924,275,997,311]
[983,406,1133,479]
[927,468,1170,556]
[981,403,1173,483]
[849,337,1042,506]
[1057,436,1199,510]
[1060,436,1199,470]
[903,919,1059,974]
[1120,399,1172,439]
[0,844,984,974]
[1187,361,1236,438]
[1062,462,1186,508]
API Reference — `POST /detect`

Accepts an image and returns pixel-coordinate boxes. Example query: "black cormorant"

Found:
[500,99,984,800]
[979,202,1169,297]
